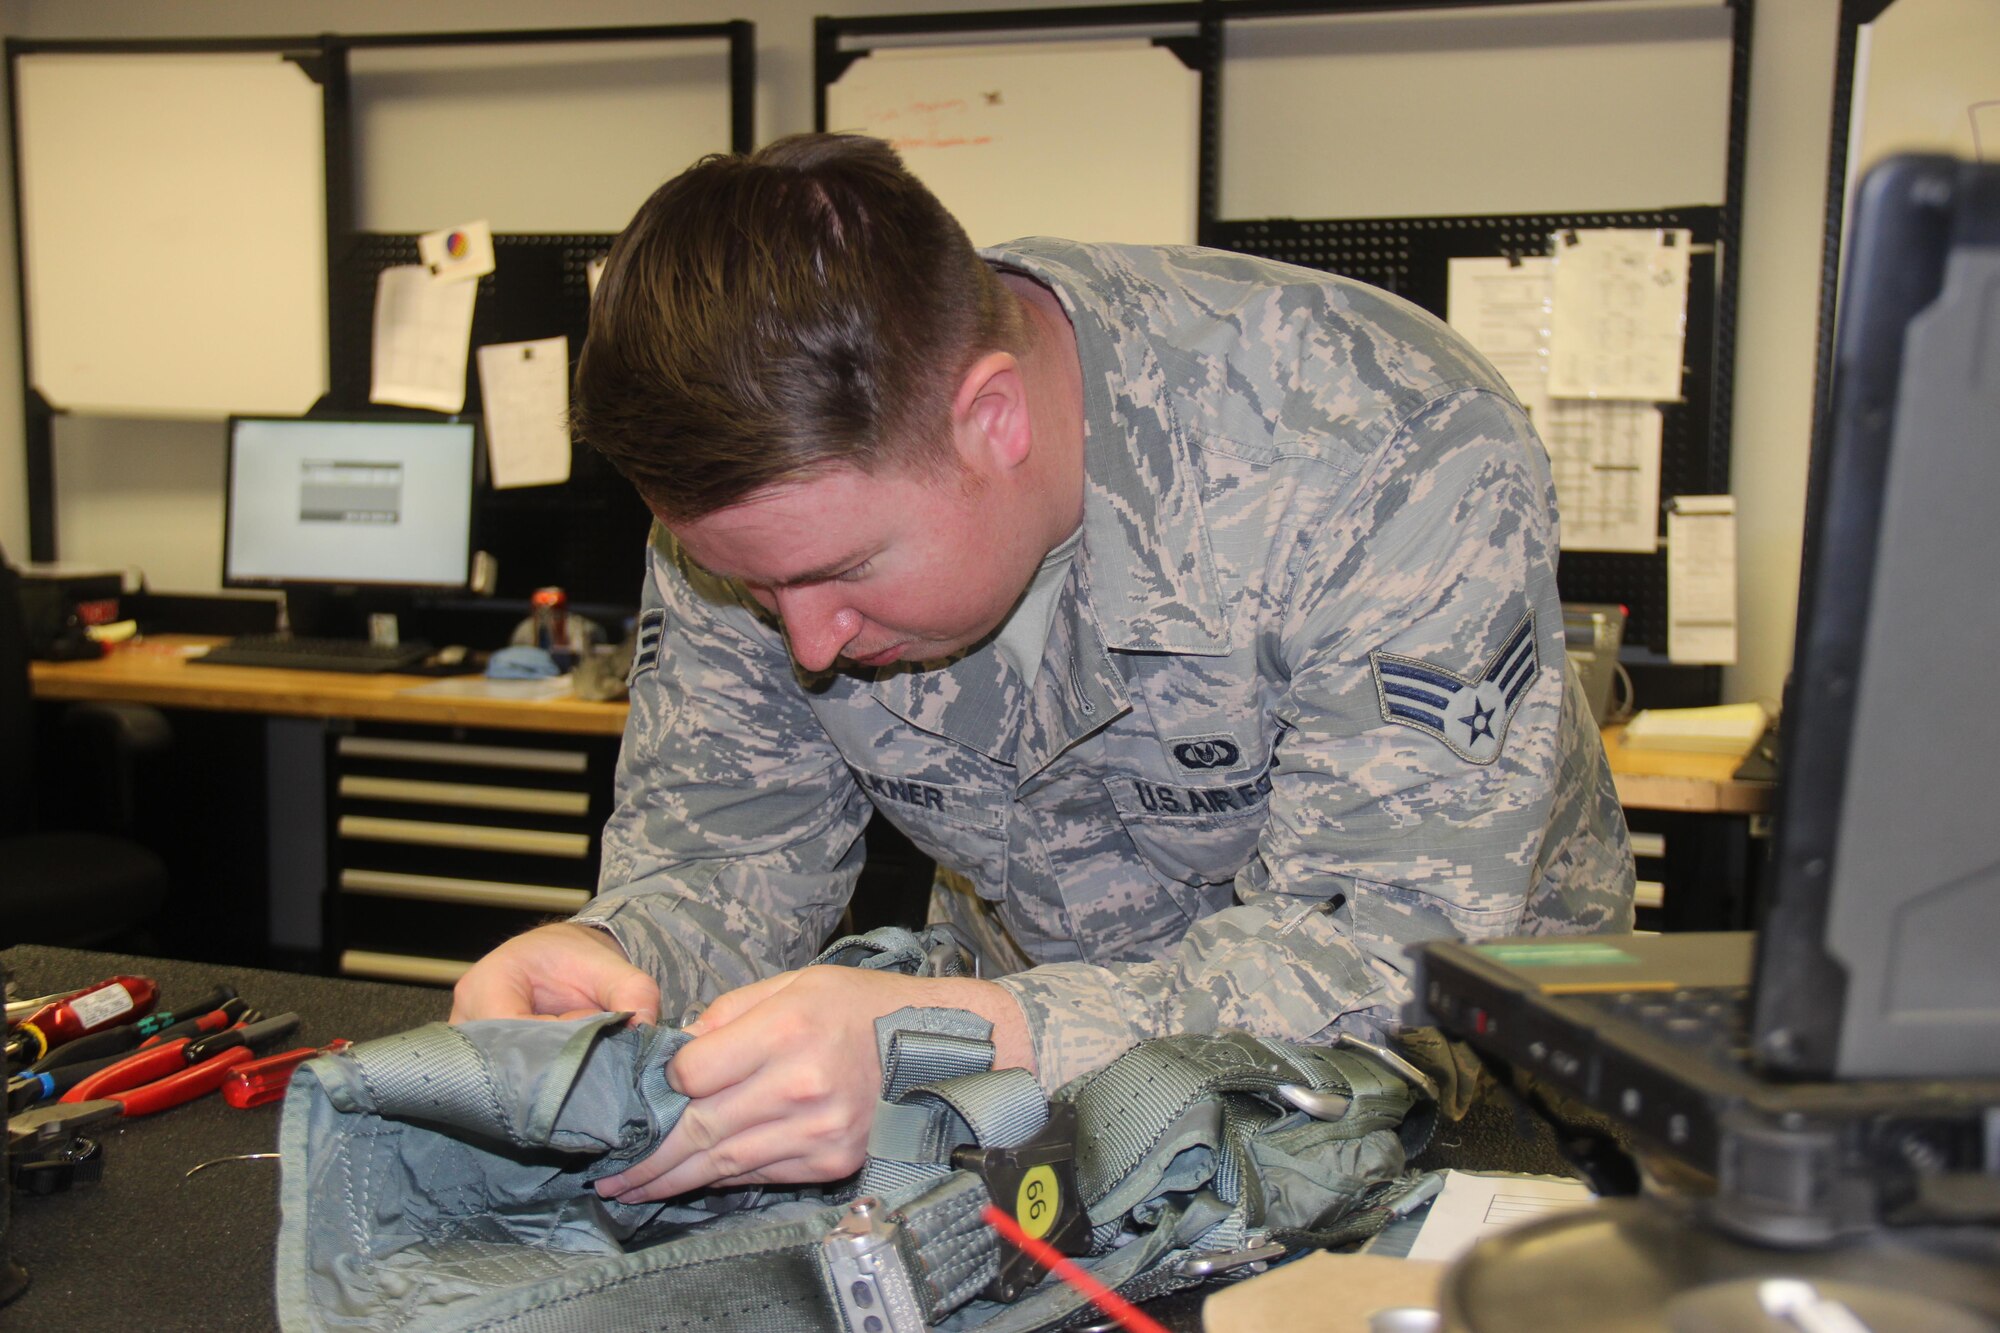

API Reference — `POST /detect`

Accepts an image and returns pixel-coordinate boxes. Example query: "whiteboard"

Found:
[349,40,734,234]
[827,41,1199,248]
[16,52,329,418]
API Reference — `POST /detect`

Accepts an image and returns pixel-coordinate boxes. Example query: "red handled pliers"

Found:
[58,1013,302,1117]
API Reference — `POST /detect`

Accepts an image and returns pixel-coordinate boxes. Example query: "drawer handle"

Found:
[338,815,591,858]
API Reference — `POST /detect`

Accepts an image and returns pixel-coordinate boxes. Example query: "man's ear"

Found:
[951,351,1032,472]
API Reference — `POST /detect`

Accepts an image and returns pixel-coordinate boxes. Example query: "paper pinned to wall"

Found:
[476,336,572,489]
[1667,494,1738,664]
[370,264,477,413]
[417,218,496,283]
[586,256,607,298]
[1447,255,1553,424]
[1547,228,1691,401]
[1542,400,1663,553]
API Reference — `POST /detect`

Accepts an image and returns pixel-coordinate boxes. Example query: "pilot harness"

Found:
[277,929,1438,1331]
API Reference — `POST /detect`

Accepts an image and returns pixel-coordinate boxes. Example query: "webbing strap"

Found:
[1071,1032,1415,1224]
[431,1174,997,1332]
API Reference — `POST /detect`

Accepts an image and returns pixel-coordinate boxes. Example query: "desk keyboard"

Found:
[193,634,432,674]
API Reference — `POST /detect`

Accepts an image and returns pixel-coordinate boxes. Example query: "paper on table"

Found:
[1547,229,1691,402]
[398,675,573,703]
[417,219,496,283]
[1447,255,1553,425]
[370,265,477,414]
[1542,400,1663,553]
[1667,495,1738,664]
[1401,1170,1596,1264]
[476,336,572,489]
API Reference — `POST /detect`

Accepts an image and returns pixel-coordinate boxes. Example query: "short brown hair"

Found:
[574,134,1024,521]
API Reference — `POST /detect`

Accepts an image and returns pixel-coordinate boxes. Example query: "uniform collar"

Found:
[986,241,1232,657]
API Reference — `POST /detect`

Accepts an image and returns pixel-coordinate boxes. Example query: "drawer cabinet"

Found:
[326,723,622,984]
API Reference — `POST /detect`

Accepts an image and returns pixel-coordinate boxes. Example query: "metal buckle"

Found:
[1174,1241,1288,1279]
[822,1196,929,1333]
[1336,1032,1440,1102]
[1274,1083,1351,1120]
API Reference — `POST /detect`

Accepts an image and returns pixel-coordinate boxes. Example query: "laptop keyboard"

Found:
[193,634,432,674]
[1581,985,1755,1069]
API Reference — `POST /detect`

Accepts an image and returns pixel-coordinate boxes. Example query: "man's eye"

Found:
[835,562,872,583]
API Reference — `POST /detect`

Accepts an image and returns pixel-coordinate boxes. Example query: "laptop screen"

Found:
[1752,156,2000,1080]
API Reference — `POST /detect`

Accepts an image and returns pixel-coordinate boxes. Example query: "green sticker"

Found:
[1477,941,1638,967]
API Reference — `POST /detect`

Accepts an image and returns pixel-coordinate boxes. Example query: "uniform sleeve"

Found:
[996,387,1625,1089]
[570,536,872,1026]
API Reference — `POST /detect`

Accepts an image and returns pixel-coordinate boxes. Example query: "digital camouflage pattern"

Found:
[574,241,1635,1092]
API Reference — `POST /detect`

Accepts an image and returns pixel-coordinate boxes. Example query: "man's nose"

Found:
[773,586,862,671]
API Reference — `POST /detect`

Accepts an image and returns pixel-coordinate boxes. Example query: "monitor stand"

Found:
[273,585,396,643]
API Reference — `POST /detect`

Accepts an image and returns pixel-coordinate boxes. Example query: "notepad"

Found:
[1623,701,1769,754]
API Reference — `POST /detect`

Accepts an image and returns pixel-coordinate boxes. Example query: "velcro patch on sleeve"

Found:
[1370,613,1539,765]
[629,607,666,684]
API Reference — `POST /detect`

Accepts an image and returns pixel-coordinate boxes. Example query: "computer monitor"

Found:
[223,416,478,592]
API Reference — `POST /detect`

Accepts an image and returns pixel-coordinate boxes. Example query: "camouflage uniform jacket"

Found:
[574,240,1635,1091]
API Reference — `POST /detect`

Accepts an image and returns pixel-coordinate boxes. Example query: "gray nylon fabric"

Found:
[280,925,1426,1331]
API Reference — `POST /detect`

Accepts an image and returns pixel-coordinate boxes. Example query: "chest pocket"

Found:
[1104,760,1274,894]
[848,765,1009,898]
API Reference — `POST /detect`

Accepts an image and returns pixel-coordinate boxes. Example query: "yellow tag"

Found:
[1015,1164,1060,1240]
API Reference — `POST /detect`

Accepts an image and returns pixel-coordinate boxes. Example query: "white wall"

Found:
[0,0,1847,708]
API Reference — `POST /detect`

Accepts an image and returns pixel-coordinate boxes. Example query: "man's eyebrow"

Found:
[755,549,874,588]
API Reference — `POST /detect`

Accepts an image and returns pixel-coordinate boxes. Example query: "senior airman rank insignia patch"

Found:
[1370,613,1539,765]
[629,607,666,684]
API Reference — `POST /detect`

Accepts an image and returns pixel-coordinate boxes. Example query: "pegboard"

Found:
[324,233,655,610]
[1211,206,1729,661]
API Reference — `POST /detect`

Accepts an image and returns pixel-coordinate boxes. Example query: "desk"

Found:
[31,637,629,979]
[31,642,1775,958]
[1602,723,1774,931]
[30,635,628,737]
[3,945,1580,1331]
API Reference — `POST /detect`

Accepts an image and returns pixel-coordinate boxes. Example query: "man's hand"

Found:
[595,967,1032,1203]
[450,922,662,1025]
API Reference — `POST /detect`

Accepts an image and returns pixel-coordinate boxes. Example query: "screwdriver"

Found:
[221,1039,353,1109]
[5,976,160,1064]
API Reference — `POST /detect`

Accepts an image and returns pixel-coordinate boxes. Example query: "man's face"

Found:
[667,460,1051,673]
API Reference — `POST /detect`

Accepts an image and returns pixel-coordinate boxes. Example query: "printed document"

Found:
[476,337,572,489]
[1401,1171,1597,1264]
[370,265,477,414]
[1547,229,1692,401]
[1542,400,1663,553]
[1447,256,1553,424]
[1667,495,1739,664]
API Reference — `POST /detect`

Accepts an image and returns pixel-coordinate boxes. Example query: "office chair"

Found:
[0,547,170,948]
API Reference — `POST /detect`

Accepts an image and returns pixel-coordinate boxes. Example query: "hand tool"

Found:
[221,1039,352,1109]
[4,976,159,1063]
[58,1014,301,1117]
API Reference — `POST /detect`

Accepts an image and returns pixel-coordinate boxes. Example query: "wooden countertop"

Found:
[1601,721,1773,815]
[29,634,630,737]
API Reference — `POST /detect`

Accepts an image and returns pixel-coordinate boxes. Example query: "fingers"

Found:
[598,1091,862,1202]
[684,970,796,1037]
[598,970,663,1027]
[667,995,825,1100]
[450,922,656,1024]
